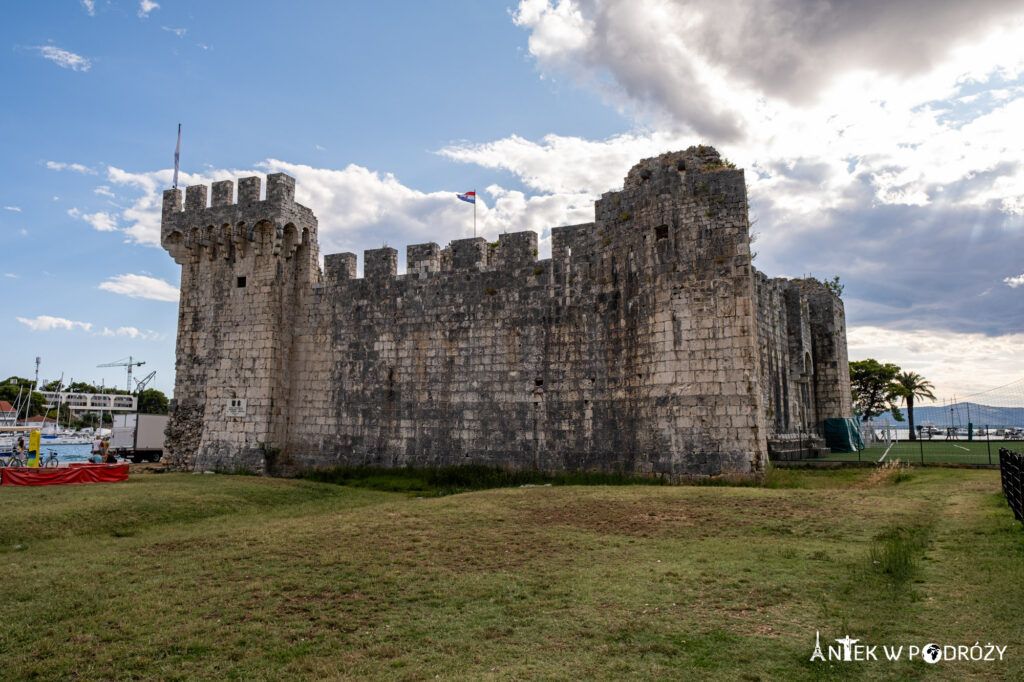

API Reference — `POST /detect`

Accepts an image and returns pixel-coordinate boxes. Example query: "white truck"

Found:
[111,413,168,463]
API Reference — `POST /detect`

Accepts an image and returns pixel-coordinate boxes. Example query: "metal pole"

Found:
[473,190,477,238]
[920,434,924,465]
[986,425,991,465]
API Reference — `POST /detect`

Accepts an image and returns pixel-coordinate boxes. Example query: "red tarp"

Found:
[1,464,129,486]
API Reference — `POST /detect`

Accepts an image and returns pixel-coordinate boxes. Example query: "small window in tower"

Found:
[535,378,544,387]
[237,276,246,288]
[655,225,669,241]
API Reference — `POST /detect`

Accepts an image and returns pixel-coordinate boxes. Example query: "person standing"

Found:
[103,438,117,464]
[91,435,103,459]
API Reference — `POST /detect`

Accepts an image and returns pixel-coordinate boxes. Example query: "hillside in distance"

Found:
[870,402,1024,427]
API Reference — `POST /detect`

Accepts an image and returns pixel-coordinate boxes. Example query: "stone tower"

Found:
[161,174,319,471]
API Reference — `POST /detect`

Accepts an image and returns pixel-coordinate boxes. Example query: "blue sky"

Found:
[2,0,1022,402]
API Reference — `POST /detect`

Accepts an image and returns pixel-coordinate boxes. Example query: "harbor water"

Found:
[20,443,100,465]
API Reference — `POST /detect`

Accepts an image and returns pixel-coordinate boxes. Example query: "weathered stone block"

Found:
[365,247,398,280]
[211,180,234,207]
[325,252,357,282]
[238,176,261,203]
[451,237,488,269]
[185,184,207,211]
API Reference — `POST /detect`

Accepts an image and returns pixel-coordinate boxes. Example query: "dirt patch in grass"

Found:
[512,487,901,541]
[858,459,915,488]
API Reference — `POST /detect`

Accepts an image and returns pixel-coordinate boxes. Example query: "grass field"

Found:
[818,440,1021,465]
[0,466,1022,680]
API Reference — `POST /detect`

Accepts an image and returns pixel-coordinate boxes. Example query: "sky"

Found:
[1,0,1022,403]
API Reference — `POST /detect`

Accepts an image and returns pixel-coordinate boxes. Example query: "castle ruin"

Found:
[161,146,851,479]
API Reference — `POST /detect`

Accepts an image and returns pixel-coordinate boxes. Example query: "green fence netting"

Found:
[824,417,864,453]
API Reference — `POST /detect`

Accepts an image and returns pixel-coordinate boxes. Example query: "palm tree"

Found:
[894,371,936,441]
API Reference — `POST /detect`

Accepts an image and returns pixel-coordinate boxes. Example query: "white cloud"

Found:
[3,206,21,212]
[4,273,17,279]
[513,1,1024,139]
[848,325,1024,397]
[106,165,173,246]
[1005,273,1024,288]
[440,131,687,194]
[81,0,95,16]
[67,208,118,232]
[17,315,92,333]
[259,160,502,258]
[32,46,92,72]
[99,273,179,302]
[17,315,159,340]
[46,161,96,175]
[508,1,1024,218]
[100,326,160,341]
[93,186,115,198]
[162,26,186,37]
[138,0,159,18]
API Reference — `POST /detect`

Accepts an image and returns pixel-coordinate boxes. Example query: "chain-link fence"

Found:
[999,448,1023,525]
[776,378,1023,466]
[861,424,1017,465]
[781,424,1022,465]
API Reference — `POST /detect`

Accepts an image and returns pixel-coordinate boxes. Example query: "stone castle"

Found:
[161,146,851,479]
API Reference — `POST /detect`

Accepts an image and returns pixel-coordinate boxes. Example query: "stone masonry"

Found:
[161,146,851,479]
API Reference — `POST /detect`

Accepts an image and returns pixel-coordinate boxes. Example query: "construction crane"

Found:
[98,356,146,393]
[133,370,157,394]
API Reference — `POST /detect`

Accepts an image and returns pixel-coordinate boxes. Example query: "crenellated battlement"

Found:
[315,144,747,288]
[323,230,542,285]
[161,173,316,265]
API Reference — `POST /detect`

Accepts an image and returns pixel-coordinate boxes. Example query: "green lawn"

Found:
[818,440,1019,465]
[0,467,1021,680]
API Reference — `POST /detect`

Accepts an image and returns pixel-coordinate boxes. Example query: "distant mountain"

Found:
[868,402,1024,428]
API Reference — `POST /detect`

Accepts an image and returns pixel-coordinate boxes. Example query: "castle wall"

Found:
[802,284,853,423]
[754,273,852,441]
[161,147,849,478]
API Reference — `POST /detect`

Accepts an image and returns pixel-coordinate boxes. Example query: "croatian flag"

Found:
[457,191,476,204]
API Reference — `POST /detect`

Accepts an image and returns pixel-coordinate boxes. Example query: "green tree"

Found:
[894,371,936,441]
[67,381,98,394]
[849,359,904,423]
[0,376,47,417]
[137,388,169,415]
[823,275,844,297]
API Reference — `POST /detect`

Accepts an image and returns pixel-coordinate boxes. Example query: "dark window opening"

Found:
[535,378,544,387]
[655,225,668,241]
[236,276,246,288]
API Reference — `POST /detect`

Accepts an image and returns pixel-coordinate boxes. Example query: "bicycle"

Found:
[1,451,27,467]
[42,449,59,468]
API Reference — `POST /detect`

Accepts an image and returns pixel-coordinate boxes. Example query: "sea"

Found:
[12,443,96,464]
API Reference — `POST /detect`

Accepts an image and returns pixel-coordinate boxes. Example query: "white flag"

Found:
[172,123,181,189]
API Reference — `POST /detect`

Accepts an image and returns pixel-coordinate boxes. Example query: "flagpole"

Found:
[473,189,477,238]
